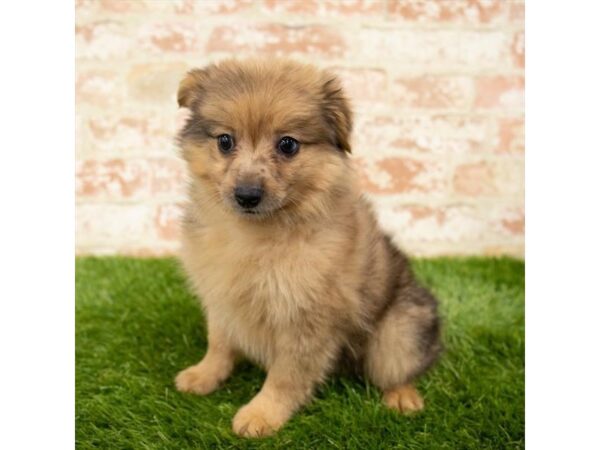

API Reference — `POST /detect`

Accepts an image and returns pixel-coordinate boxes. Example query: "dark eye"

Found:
[217,134,234,154]
[277,136,299,156]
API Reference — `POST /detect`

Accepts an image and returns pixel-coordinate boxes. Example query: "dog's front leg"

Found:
[232,332,338,438]
[175,321,236,395]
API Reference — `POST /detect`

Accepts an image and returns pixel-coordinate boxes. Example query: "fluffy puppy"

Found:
[174,59,441,438]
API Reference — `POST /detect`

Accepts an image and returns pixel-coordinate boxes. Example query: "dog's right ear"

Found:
[177,68,210,108]
[321,75,353,153]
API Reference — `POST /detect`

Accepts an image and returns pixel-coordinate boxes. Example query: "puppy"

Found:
[174,59,441,438]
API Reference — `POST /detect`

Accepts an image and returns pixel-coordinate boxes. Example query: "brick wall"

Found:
[75,0,524,257]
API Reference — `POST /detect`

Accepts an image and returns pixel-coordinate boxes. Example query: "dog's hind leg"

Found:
[364,281,441,414]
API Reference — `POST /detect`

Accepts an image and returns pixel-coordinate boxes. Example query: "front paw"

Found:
[383,384,425,414]
[232,403,285,438]
[175,364,221,395]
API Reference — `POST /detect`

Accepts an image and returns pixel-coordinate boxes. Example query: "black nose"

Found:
[234,186,263,209]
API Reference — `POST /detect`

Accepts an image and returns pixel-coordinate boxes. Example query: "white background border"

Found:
[1,0,600,448]
[0,1,74,448]
[527,0,600,448]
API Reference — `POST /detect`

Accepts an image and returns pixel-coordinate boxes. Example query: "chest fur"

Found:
[183,225,343,322]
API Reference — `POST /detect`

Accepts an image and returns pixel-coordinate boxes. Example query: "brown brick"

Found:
[206,24,347,58]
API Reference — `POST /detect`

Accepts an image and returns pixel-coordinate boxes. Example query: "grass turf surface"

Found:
[76,257,524,449]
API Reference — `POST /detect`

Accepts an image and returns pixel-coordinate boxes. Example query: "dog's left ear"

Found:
[321,76,353,153]
[177,68,210,109]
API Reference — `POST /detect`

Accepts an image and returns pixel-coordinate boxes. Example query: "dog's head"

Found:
[177,59,353,222]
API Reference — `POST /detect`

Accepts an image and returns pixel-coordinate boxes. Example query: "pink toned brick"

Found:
[206,24,347,58]
[76,20,133,60]
[493,158,525,198]
[499,208,525,236]
[148,158,187,198]
[374,201,524,249]
[86,113,178,154]
[331,67,387,103]
[377,203,489,243]
[512,30,525,69]
[509,2,525,23]
[386,0,508,25]
[76,204,155,246]
[76,157,186,201]
[262,0,384,16]
[97,0,148,13]
[137,22,200,54]
[475,76,524,109]
[75,1,525,257]
[453,161,496,196]
[356,157,445,194]
[127,62,189,106]
[76,113,87,156]
[76,159,149,199]
[172,0,254,14]
[77,19,202,61]
[354,28,512,70]
[398,204,484,241]
[453,159,524,197]
[353,115,492,155]
[492,117,525,154]
[78,0,254,15]
[76,69,123,108]
[172,0,195,14]
[154,203,182,241]
[391,76,473,109]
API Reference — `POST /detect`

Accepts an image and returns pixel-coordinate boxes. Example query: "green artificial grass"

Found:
[76,257,524,449]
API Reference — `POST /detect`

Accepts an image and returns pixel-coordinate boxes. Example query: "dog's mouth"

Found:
[225,193,286,219]
[233,204,269,218]
[236,205,282,220]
